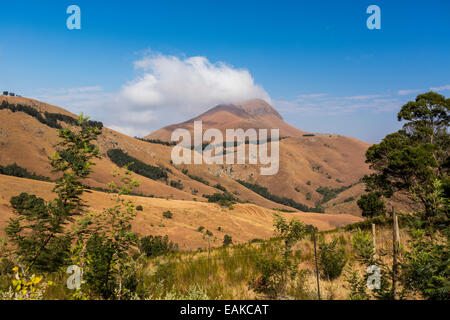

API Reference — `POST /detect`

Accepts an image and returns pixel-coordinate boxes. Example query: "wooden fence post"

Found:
[313,230,321,300]
[372,223,377,260]
[392,206,400,300]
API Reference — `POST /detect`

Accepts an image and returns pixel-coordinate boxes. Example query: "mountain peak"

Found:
[234,99,282,120]
[146,98,306,140]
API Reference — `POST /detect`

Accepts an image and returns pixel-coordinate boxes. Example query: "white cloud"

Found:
[120,54,271,114]
[397,89,422,96]
[32,53,270,137]
[430,84,450,91]
[275,93,404,116]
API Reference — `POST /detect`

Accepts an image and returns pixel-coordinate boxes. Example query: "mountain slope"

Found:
[146,99,306,141]
[0,95,372,215]
[0,174,363,249]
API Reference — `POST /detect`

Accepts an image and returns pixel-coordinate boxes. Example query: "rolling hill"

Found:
[0,95,373,219]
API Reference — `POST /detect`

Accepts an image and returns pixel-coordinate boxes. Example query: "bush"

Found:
[0,100,102,129]
[0,163,51,182]
[223,235,233,247]
[0,258,14,275]
[344,197,355,203]
[162,210,173,219]
[136,205,143,211]
[187,174,209,186]
[352,229,374,262]
[107,148,168,181]
[250,256,285,298]
[84,232,116,299]
[170,180,184,190]
[318,238,347,280]
[139,235,177,258]
[357,192,386,218]
[197,226,205,232]
[214,184,227,192]
[316,185,352,204]
[236,180,321,212]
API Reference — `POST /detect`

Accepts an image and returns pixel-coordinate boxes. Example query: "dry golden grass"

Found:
[0,174,362,250]
[1,96,373,215]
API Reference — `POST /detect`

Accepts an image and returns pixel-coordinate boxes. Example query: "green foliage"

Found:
[197,226,205,232]
[137,138,176,146]
[237,180,322,212]
[400,230,450,300]
[0,100,102,129]
[139,235,177,258]
[205,230,213,237]
[222,235,232,247]
[318,237,347,280]
[84,232,116,299]
[252,215,307,298]
[352,229,374,263]
[250,256,285,299]
[170,180,184,190]
[214,184,227,192]
[363,91,449,220]
[187,173,210,186]
[81,168,140,299]
[316,185,352,204]
[357,192,386,218]
[107,148,168,181]
[136,205,143,211]
[5,115,101,273]
[204,192,237,207]
[0,163,51,182]
[162,211,173,219]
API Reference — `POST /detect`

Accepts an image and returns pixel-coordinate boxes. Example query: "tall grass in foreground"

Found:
[0,226,412,300]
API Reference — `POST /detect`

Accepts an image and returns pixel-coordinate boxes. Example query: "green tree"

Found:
[83,168,140,300]
[222,234,233,247]
[139,235,177,257]
[363,92,449,221]
[357,192,386,218]
[4,115,101,273]
[318,237,347,280]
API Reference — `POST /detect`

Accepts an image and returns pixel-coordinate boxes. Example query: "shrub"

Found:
[223,235,233,247]
[236,180,321,212]
[318,238,347,280]
[136,205,143,211]
[204,192,237,206]
[316,185,352,204]
[84,232,116,299]
[214,184,227,192]
[187,174,209,186]
[170,180,184,190]
[0,258,14,275]
[107,148,168,181]
[357,192,386,218]
[352,229,374,262]
[139,235,177,258]
[250,256,285,298]
[344,196,355,203]
[197,226,205,232]
[0,163,51,182]
[162,210,173,219]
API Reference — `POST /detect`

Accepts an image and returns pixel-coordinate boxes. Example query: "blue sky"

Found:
[0,0,449,142]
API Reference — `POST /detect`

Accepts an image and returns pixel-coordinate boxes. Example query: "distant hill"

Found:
[147,99,306,141]
[0,95,373,217]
